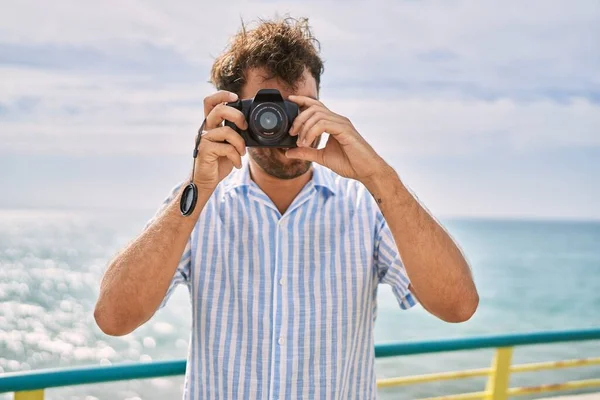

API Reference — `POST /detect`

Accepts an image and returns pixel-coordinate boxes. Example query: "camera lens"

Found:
[259,111,278,130]
[249,103,288,143]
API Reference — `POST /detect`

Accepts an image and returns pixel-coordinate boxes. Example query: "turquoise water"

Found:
[0,209,599,399]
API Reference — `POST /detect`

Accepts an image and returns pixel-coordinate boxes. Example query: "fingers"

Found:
[289,104,323,136]
[289,103,338,135]
[296,111,346,146]
[302,120,346,148]
[205,103,248,131]
[200,141,243,169]
[289,101,347,146]
[288,94,323,109]
[200,126,246,157]
[203,91,239,117]
[285,147,324,165]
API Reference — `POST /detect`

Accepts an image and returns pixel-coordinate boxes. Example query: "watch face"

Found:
[180,183,198,216]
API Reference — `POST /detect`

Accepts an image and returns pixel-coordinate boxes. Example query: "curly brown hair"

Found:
[210,17,325,96]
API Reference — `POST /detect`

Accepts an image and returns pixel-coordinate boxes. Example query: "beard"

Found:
[248,136,321,180]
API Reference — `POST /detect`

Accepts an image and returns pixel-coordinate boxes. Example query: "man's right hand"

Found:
[94,90,249,336]
[194,90,248,191]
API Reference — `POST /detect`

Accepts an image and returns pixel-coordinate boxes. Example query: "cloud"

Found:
[0,1,598,162]
[0,42,204,81]
[328,97,600,156]
[1,63,599,158]
[1,0,598,95]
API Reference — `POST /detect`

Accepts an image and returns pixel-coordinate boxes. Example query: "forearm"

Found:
[364,166,478,322]
[94,184,211,335]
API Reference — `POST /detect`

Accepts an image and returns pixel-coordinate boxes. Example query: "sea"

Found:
[0,209,599,400]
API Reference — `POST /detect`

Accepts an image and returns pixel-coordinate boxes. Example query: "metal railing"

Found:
[1,328,600,399]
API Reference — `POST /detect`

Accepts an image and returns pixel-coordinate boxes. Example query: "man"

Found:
[94,17,478,400]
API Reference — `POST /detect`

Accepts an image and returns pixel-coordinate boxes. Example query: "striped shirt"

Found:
[150,159,417,400]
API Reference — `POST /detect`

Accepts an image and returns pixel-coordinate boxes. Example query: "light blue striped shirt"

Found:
[150,159,417,400]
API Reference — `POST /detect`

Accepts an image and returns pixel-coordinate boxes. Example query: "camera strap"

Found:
[180,119,207,216]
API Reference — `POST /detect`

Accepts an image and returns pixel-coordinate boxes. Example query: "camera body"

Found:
[225,89,299,147]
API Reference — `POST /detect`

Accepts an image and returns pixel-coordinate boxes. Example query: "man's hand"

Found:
[94,91,249,336]
[194,91,248,191]
[285,95,391,184]
[287,96,478,323]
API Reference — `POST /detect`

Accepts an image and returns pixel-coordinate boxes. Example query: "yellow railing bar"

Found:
[14,390,44,400]
[511,356,600,372]
[376,355,600,388]
[508,378,600,396]
[418,391,488,400]
[485,347,513,400]
[417,377,600,400]
[377,368,490,387]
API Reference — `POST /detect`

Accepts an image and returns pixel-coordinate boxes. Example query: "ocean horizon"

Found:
[1,208,599,399]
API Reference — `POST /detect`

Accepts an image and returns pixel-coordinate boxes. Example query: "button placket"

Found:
[270,217,288,400]
[278,216,294,399]
[277,218,288,350]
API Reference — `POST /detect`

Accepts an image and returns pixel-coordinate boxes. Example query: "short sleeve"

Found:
[374,213,418,310]
[144,182,192,309]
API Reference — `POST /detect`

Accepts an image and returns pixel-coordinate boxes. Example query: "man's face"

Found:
[240,68,320,180]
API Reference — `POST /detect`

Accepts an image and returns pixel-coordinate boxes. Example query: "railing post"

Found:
[485,347,513,400]
[14,390,44,400]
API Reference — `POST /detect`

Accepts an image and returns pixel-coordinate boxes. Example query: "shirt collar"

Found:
[222,156,337,196]
[311,162,337,196]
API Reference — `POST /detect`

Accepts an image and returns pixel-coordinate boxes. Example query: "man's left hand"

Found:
[285,95,390,184]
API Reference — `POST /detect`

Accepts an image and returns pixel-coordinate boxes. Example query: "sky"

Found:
[0,0,598,220]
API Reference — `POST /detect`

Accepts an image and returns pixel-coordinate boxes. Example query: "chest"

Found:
[188,193,379,310]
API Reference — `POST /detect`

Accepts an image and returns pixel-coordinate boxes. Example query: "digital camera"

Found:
[225,89,299,147]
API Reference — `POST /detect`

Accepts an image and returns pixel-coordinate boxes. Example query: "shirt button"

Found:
[279,278,285,286]
[278,337,284,345]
